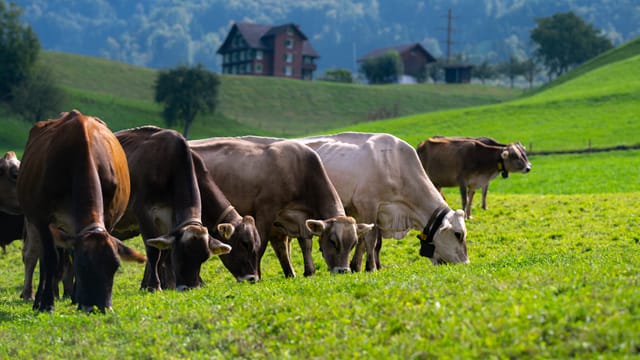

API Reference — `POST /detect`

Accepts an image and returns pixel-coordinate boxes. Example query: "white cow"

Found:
[243,133,469,270]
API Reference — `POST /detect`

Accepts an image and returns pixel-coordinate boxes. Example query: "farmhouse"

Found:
[358,43,436,84]
[217,22,319,80]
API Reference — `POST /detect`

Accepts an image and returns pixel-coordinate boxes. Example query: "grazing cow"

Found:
[114,126,232,291]
[295,132,469,271]
[0,152,21,215]
[0,211,23,253]
[16,110,146,312]
[416,136,531,218]
[189,137,373,278]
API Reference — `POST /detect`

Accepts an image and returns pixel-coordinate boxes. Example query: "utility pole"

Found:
[446,8,453,63]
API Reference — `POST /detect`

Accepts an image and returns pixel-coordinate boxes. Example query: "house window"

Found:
[232,52,238,61]
[284,53,294,63]
[247,50,254,60]
[224,53,229,63]
[232,65,237,74]
[287,26,294,35]
[255,63,263,74]
[246,63,253,73]
[284,66,293,76]
[285,39,294,49]
[256,50,263,60]
[240,51,245,61]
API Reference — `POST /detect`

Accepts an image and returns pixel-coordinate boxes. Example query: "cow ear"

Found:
[501,150,509,159]
[217,223,235,240]
[112,236,146,263]
[146,235,175,250]
[208,236,232,256]
[357,223,374,236]
[48,224,74,248]
[305,219,326,235]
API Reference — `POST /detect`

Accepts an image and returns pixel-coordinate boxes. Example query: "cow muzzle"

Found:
[330,267,351,275]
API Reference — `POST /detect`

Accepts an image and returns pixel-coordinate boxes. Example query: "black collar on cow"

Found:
[176,218,205,229]
[417,206,450,258]
[215,205,235,225]
[497,156,509,178]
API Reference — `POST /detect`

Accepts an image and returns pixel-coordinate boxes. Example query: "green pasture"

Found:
[1,37,639,358]
[0,189,638,358]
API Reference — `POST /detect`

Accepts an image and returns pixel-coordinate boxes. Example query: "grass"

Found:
[0,191,638,358]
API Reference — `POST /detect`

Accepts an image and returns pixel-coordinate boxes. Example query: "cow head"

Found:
[49,224,146,312]
[0,151,21,215]
[216,215,261,282]
[500,143,532,177]
[146,220,231,290]
[419,208,468,265]
[306,216,374,274]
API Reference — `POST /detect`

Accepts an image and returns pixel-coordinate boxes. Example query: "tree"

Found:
[530,11,613,78]
[359,50,403,84]
[472,60,497,84]
[154,64,220,138]
[0,1,40,101]
[497,56,527,88]
[10,64,66,122]
[521,58,540,89]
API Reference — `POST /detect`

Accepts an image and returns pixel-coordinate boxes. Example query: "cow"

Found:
[416,136,531,219]
[114,126,232,291]
[16,110,146,312]
[0,211,23,253]
[295,132,469,271]
[189,137,373,279]
[0,151,21,215]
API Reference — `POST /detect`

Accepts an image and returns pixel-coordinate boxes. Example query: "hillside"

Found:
[12,0,640,73]
[0,51,520,154]
[335,38,640,153]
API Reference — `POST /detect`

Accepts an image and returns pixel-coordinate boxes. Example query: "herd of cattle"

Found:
[0,110,531,313]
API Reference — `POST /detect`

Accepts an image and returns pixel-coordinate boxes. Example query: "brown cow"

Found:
[115,126,232,291]
[0,152,21,215]
[17,110,146,312]
[417,136,531,219]
[189,137,373,278]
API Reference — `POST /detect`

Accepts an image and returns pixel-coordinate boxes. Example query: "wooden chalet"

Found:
[358,43,436,83]
[217,22,319,80]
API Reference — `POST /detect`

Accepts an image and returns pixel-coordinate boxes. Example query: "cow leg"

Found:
[350,234,366,272]
[297,236,315,277]
[374,230,382,270]
[33,222,56,312]
[363,228,379,272]
[141,245,162,291]
[270,229,296,278]
[459,183,470,219]
[21,221,39,300]
[481,185,489,210]
[466,188,476,219]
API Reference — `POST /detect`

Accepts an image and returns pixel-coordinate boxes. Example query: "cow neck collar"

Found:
[215,205,235,225]
[176,218,204,229]
[417,206,450,258]
[497,153,508,178]
[79,223,106,235]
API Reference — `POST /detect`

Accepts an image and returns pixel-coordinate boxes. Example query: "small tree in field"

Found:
[0,1,40,101]
[359,50,404,84]
[10,64,66,122]
[154,64,220,138]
